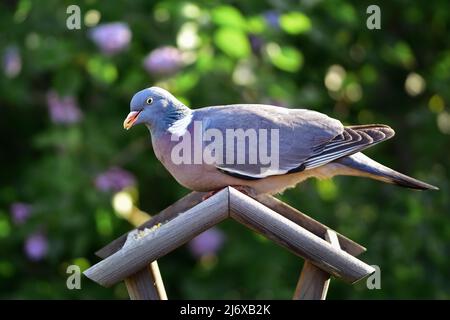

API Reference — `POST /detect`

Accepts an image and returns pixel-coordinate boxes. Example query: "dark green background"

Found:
[0,0,448,299]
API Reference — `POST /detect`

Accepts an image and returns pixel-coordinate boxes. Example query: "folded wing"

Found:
[302,124,395,169]
[195,105,394,180]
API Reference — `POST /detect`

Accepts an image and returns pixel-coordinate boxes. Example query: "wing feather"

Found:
[193,104,394,179]
[303,125,395,169]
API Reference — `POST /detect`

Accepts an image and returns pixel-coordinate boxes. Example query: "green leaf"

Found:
[394,42,415,67]
[95,209,113,237]
[433,52,450,80]
[316,180,338,201]
[327,3,358,25]
[72,257,91,272]
[212,6,247,30]
[0,214,11,238]
[280,12,311,34]
[196,49,215,72]
[0,260,14,278]
[381,41,415,68]
[14,0,32,23]
[214,28,250,59]
[86,57,118,84]
[173,72,199,93]
[360,64,378,84]
[267,44,303,72]
[247,16,266,33]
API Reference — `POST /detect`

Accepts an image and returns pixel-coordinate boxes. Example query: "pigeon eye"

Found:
[146,97,153,105]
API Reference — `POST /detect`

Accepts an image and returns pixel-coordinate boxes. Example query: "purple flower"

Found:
[24,232,48,261]
[46,90,82,124]
[2,46,21,78]
[10,202,32,225]
[188,228,225,258]
[89,22,132,55]
[143,46,183,76]
[95,167,136,192]
[264,11,280,29]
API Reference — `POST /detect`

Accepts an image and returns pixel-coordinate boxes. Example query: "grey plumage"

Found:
[123,87,438,194]
[194,104,343,178]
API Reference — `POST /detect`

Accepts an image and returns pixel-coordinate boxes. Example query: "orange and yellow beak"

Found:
[123,111,142,130]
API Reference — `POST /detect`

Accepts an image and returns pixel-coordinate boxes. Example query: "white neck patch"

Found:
[168,113,193,137]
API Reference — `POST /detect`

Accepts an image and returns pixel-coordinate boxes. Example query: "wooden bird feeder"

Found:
[84,187,375,300]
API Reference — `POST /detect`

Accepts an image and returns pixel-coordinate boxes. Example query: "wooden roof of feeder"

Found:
[84,187,375,299]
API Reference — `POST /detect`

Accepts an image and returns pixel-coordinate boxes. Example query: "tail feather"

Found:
[335,152,438,191]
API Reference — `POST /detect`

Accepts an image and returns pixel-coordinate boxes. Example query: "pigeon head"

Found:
[123,87,191,134]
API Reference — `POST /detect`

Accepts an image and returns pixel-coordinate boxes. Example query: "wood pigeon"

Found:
[123,87,437,195]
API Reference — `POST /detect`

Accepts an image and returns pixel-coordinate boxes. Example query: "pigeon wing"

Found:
[194,104,345,178]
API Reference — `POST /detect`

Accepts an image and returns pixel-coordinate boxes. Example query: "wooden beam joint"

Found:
[84,187,375,299]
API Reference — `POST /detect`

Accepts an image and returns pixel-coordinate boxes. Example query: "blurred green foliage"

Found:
[0,0,449,299]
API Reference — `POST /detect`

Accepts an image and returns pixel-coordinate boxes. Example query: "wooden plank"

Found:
[229,188,374,283]
[293,261,330,300]
[96,191,207,259]
[84,188,229,287]
[124,261,167,300]
[255,194,365,257]
[148,261,167,300]
[325,229,340,248]
[97,190,366,260]
[293,230,341,300]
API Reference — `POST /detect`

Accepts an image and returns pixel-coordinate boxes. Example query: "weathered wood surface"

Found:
[84,189,229,287]
[229,188,374,283]
[255,194,365,257]
[293,230,341,300]
[96,191,207,259]
[97,190,365,260]
[125,261,167,300]
[88,187,373,290]
[293,261,330,300]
